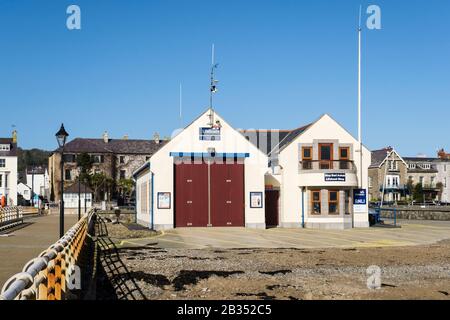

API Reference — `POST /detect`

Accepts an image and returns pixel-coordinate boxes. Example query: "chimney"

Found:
[438,149,446,159]
[12,129,17,144]
[123,134,129,140]
[103,131,109,143]
[153,132,160,144]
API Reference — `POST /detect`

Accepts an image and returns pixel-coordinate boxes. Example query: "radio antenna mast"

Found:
[209,44,219,127]
[179,83,183,128]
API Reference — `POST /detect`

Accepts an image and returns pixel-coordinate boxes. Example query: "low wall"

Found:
[380,206,450,221]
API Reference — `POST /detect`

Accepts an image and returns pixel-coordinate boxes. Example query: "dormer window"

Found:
[408,163,416,169]
[421,163,431,170]
[0,144,10,151]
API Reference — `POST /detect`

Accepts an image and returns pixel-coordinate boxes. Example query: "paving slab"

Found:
[115,220,450,250]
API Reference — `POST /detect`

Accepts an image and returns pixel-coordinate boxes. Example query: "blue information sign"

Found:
[353,189,367,205]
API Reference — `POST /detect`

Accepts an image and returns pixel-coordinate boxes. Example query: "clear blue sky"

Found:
[0,0,449,156]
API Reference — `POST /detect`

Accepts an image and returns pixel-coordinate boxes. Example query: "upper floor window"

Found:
[65,169,72,181]
[92,155,104,163]
[339,147,349,160]
[339,147,350,169]
[120,170,126,179]
[119,156,125,164]
[63,154,76,163]
[319,143,333,169]
[0,174,2,187]
[389,160,398,171]
[0,144,10,151]
[302,147,312,160]
[419,176,424,185]
[301,147,312,170]
[0,159,5,168]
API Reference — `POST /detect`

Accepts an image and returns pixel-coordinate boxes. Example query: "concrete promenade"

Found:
[0,214,78,287]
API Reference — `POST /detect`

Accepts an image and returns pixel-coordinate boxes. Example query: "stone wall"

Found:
[380,206,450,221]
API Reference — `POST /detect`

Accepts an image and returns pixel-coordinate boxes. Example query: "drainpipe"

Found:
[301,187,305,228]
[150,171,154,230]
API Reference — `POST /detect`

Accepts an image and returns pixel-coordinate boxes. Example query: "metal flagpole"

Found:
[358,5,363,189]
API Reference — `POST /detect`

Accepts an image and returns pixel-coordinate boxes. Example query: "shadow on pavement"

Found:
[93,217,147,300]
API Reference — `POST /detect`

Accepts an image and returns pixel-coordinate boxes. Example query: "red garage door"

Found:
[174,159,245,228]
[174,162,208,227]
[210,161,245,227]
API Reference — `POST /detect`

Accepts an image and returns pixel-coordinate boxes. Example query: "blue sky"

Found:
[0,0,449,156]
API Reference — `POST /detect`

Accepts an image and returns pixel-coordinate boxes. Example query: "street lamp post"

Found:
[84,177,87,214]
[55,124,69,238]
[77,168,81,221]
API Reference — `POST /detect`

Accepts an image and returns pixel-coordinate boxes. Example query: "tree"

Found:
[90,172,108,202]
[413,183,423,202]
[117,178,134,198]
[76,152,93,182]
[436,182,444,202]
[406,177,414,203]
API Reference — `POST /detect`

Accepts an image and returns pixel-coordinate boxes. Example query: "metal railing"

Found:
[0,206,24,231]
[373,207,399,228]
[0,208,97,300]
[299,160,356,172]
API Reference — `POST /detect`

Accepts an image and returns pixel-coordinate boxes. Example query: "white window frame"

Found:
[0,158,5,168]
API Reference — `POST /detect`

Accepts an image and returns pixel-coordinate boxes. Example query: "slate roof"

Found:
[277,124,312,152]
[240,130,291,156]
[403,156,439,162]
[403,156,439,173]
[0,138,17,157]
[240,124,312,156]
[370,147,393,168]
[55,138,167,155]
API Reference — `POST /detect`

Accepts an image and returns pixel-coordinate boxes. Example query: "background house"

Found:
[436,149,450,204]
[0,133,18,206]
[49,132,167,203]
[62,180,93,209]
[368,147,408,203]
[404,157,440,202]
[17,182,31,202]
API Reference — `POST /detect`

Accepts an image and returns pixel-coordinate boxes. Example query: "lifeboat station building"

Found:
[134,110,370,230]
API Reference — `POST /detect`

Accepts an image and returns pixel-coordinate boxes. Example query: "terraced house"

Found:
[404,156,440,201]
[49,132,166,202]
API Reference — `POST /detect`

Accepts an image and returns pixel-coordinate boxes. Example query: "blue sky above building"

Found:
[0,0,448,156]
